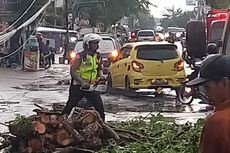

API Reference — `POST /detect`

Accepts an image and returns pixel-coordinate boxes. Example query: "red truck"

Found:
[206,9,228,44]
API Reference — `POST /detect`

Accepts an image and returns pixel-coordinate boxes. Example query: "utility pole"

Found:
[53,0,56,27]
[64,0,69,60]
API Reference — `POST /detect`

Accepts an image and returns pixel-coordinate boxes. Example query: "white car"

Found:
[74,34,122,74]
[137,30,155,41]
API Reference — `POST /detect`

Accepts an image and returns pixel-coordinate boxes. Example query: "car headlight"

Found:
[176,33,181,37]
[165,33,169,37]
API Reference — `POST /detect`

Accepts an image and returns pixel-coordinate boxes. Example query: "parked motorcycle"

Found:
[177,61,210,104]
[178,44,219,105]
[40,53,52,69]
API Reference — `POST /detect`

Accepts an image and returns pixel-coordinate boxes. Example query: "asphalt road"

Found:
[0,41,212,132]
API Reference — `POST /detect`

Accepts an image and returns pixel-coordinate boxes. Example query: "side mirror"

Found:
[207,43,219,54]
[186,21,207,58]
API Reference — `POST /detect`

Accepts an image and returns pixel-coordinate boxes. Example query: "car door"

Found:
[109,47,126,87]
[119,46,132,87]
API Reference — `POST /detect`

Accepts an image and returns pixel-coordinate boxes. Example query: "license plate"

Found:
[151,79,168,85]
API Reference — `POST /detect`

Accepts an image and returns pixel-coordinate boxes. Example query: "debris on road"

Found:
[0,103,104,153]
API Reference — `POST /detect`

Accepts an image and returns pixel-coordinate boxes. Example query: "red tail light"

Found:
[174,60,184,71]
[132,61,144,72]
[69,51,76,59]
[131,32,136,38]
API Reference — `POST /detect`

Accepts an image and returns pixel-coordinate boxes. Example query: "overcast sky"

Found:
[149,0,194,18]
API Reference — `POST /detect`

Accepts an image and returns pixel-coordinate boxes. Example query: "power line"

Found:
[0,7,47,61]
[0,0,37,35]
[0,0,52,45]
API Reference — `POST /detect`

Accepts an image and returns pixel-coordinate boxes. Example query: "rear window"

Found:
[74,38,115,53]
[138,31,154,37]
[136,45,178,60]
[210,21,225,43]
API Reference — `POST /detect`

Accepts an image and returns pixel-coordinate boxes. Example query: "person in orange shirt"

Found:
[187,54,230,153]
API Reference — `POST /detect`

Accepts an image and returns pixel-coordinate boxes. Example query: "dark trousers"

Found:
[51,52,55,64]
[62,83,105,121]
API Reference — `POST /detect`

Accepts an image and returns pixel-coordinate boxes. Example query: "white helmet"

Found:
[83,33,102,47]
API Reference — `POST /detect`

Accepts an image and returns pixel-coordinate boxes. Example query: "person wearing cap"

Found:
[186,54,230,153]
[36,33,46,66]
[62,33,105,121]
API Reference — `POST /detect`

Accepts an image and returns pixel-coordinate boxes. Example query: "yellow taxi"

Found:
[107,41,186,92]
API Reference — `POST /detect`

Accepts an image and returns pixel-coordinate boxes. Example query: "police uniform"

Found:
[62,51,105,120]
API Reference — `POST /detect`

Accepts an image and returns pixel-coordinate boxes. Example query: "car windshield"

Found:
[167,27,179,33]
[75,38,115,53]
[210,21,225,43]
[138,31,154,36]
[136,45,178,60]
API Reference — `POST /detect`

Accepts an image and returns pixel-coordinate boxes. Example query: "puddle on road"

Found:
[103,93,213,114]
[13,83,69,92]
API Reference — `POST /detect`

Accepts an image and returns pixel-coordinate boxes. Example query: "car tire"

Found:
[107,73,113,87]
[186,21,207,58]
[125,76,131,89]
[176,85,194,105]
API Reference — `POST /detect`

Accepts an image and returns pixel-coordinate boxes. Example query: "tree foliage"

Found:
[161,7,195,28]
[206,0,230,9]
[72,0,152,29]
[162,6,183,19]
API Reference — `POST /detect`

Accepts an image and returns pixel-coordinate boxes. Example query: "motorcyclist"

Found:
[36,33,46,66]
[62,33,105,121]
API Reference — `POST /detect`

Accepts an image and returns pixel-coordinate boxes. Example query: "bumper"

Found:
[128,72,186,89]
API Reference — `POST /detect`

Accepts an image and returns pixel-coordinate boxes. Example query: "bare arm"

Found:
[97,53,104,78]
[70,57,84,83]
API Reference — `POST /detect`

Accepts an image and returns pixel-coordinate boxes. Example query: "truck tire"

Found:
[186,21,207,58]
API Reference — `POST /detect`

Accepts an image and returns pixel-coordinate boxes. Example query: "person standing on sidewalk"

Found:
[62,33,105,121]
[187,54,230,153]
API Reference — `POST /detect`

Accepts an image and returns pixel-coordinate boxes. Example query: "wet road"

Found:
[0,42,212,132]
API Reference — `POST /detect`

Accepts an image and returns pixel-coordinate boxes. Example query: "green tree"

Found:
[138,13,155,29]
[206,0,230,9]
[161,11,194,28]
[71,0,152,30]
[162,6,183,20]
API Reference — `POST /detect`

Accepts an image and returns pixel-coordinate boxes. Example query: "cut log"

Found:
[63,119,85,143]
[55,129,72,146]
[82,122,102,139]
[44,133,54,140]
[28,136,43,153]
[57,115,64,123]
[40,114,50,124]
[50,115,58,123]
[80,111,98,124]
[32,121,46,134]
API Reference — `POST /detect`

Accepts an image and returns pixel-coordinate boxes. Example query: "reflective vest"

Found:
[76,53,100,82]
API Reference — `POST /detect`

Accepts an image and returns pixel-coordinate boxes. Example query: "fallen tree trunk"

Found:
[3,103,105,153]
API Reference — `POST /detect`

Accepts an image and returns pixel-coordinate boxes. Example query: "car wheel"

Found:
[107,74,113,87]
[125,76,131,89]
[176,85,194,105]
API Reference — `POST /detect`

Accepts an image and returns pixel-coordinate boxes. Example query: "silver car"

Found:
[137,30,156,41]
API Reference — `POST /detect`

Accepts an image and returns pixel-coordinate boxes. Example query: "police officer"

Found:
[62,33,105,120]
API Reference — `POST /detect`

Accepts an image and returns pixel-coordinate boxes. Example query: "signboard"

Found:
[24,51,39,71]
[55,0,64,8]
[186,0,196,6]
[23,37,40,71]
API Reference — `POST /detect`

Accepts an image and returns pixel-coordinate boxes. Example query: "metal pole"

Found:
[64,0,69,60]
[54,0,56,27]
